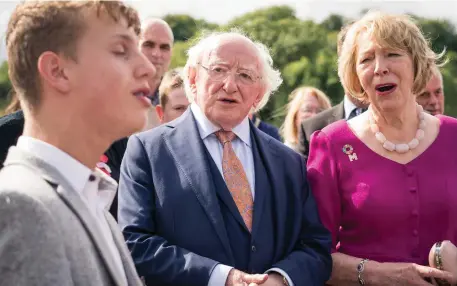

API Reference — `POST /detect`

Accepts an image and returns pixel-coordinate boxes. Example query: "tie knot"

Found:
[349,107,367,119]
[215,130,236,144]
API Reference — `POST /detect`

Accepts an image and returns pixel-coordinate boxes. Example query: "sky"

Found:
[1,0,457,61]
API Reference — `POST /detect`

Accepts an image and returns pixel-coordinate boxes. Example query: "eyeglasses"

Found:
[198,63,262,85]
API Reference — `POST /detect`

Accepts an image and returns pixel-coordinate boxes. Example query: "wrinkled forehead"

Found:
[201,36,261,70]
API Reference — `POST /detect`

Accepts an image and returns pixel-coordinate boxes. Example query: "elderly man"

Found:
[0,1,154,285]
[118,31,332,286]
[155,68,190,123]
[140,18,174,129]
[416,66,445,115]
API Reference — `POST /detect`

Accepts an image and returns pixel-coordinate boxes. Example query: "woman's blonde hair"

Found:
[280,86,332,145]
[338,11,445,103]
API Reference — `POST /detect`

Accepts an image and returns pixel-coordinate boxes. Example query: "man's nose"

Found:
[150,47,161,58]
[429,94,439,106]
[222,72,238,94]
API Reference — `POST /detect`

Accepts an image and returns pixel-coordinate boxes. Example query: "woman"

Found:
[281,86,331,149]
[307,11,457,285]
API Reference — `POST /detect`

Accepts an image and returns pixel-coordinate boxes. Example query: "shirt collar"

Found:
[92,168,118,211]
[17,136,92,194]
[343,95,358,120]
[190,103,251,147]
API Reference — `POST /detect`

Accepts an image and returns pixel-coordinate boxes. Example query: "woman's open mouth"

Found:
[375,83,397,96]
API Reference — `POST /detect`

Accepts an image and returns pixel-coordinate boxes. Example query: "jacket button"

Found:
[251,245,256,252]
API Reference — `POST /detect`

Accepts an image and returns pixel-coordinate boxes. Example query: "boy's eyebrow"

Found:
[112,33,136,44]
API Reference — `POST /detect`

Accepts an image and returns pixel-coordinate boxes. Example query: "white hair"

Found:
[141,17,174,43]
[183,30,283,111]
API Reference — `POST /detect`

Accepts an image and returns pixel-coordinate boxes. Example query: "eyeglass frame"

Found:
[197,62,263,85]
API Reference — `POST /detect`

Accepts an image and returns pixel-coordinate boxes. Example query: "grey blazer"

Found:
[296,101,345,160]
[0,147,142,286]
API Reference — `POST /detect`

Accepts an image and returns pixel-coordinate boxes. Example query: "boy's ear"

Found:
[155,105,164,123]
[37,51,71,94]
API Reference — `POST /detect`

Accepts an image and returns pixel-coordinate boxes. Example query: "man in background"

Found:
[155,68,190,123]
[140,18,174,129]
[416,66,445,115]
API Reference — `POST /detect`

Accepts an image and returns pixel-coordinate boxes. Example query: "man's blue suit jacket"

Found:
[118,109,332,286]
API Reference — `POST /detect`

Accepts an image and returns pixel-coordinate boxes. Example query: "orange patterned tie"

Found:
[215,130,253,232]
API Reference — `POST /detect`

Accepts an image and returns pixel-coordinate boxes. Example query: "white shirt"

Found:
[191,103,255,194]
[343,95,359,120]
[16,136,127,284]
[190,104,293,286]
[343,95,368,120]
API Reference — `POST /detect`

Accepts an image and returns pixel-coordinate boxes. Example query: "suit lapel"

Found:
[4,147,126,286]
[163,110,234,263]
[332,102,345,123]
[105,213,142,286]
[249,125,278,238]
[54,181,126,286]
[205,152,249,233]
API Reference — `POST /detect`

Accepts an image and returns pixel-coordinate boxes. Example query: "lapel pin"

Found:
[342,144,358,162]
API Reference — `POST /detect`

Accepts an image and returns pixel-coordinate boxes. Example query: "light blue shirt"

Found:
[190,104,293,286]
[344,95,362,120]
[190,103,255,194]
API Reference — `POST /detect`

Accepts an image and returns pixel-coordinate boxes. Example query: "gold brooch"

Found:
[342,144,358,161]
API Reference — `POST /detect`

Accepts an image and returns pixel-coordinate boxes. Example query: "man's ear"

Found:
[188,67,198,94]
[155,105,164,123]
[252,87,266,109]
[37,51,71,94]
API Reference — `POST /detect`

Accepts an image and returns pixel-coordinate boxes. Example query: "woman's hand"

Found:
[367,262,457,286]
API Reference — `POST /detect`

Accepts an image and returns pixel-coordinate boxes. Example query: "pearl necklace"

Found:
[369,104,426,153]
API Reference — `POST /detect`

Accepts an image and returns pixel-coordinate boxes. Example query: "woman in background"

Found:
[307,11,457,285]
[281,86,331,150]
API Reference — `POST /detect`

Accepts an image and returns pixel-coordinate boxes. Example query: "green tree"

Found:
[163,14,218,42]
[0,61,11,100]
[227,5,296,27]
[441,51,457,116]
[320,14,346,32]
[0,61,12,114]
[163,8,457,123]
[222,6,335,125]
[416,17,457,53]
[170,41,192,68]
